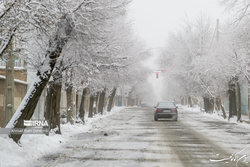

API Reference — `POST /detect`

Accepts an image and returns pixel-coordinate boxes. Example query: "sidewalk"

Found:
[181,105,250,123]
[0,106,126,167]
[179,105,250,165]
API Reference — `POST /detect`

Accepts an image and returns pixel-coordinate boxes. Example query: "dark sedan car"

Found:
[154,101,178,121]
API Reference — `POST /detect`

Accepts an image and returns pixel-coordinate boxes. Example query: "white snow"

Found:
[0,66,26,70]
[5,76,42,129]
[0,75,28,85]
[179,105,250,165]
[0,106,125,167]
[180,105,250,128]
[2,105,250,166]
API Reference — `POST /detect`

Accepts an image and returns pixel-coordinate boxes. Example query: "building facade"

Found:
[0,67,27,127]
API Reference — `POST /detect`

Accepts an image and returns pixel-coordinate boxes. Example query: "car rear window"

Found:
[157,102,175,108]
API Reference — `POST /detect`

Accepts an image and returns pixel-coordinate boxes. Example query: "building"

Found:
[0,64,27,127]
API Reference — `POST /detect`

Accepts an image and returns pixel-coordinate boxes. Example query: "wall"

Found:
[0,78,27,127]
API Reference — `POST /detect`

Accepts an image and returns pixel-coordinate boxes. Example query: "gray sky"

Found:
[128,0,229,102]
[128,0,227,48]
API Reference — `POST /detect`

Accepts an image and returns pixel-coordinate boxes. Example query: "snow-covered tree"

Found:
[5,0,131,143]
[160,15,233,115]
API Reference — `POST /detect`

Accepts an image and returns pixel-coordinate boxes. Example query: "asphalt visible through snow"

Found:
[32,107,249,167]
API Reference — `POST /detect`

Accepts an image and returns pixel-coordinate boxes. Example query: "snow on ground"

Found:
[0,106,125,167]
[181,105,250,129]
[2,105,250,167]
[179,105,250,165]
[29,108,184,167]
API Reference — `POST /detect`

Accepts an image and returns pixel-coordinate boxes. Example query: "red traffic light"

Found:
[156,72,159,78]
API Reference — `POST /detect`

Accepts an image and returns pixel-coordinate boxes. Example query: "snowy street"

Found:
[28,107,249,167]
[2,1,250,167]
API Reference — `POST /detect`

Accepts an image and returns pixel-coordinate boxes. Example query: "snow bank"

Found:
[179,105,250,165]
[180,105,250,129]
[0,106,125,167]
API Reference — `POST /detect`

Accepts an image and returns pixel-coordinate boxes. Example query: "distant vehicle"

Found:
[154,101,178,121]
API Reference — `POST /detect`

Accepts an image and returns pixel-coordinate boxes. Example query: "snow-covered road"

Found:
[29,107,249,167]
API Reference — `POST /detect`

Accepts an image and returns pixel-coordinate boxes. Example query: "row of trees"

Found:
[0,0,151,143]
[159,0,250,120]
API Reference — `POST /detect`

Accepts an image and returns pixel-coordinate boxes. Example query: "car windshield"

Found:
[157,102,176,108]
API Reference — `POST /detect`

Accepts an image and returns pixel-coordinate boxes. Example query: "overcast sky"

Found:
[128,0,229,100]
[128,0,228,49]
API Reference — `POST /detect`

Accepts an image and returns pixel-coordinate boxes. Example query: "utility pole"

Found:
[216,19,219,42]
[4,40,15,126]
[121,85,124,106]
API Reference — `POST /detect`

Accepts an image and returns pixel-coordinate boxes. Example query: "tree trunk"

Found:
[221,103,227,119]
[210,98,214,112]
[93,93,98,115]
[44,86,52,128]
[107,88,116,112]
[98,89,106,114]
[203,97,214,113]
[44,63,63,134]
[75,93,79,119]
[4,41,14,126]
[188,96,193,107]
[88,95,95,118]
[215,97,227,119]
[215,97,221,111]
[6,15,74,143]
[66,85,74,124]
[79,88,88,122]
[236,82,241,121]
[51,83,62,134]
[229,82,237,119]
[204,97,209,112]
[98,92,102,114]
[44,80,62,134]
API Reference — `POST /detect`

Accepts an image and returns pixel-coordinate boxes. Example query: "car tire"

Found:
[154,115,158,121]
